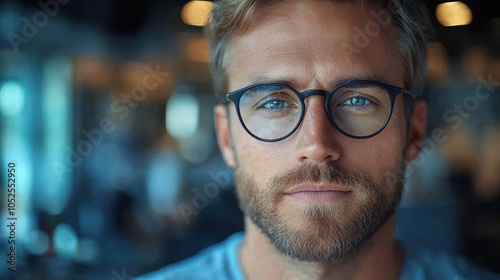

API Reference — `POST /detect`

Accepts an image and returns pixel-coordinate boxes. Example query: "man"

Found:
[137,0,499,279]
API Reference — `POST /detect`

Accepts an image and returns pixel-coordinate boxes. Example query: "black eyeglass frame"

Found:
[225,79,416,142]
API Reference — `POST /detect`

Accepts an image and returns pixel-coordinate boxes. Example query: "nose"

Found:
[294,96,342,164]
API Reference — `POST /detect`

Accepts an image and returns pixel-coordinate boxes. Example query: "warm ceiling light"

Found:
[436,1,472,27]
[181,1,214,27]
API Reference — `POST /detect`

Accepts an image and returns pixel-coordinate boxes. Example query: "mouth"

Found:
[283,184,352,203]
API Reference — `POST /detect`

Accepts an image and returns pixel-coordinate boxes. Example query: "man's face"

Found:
[215,1,425,262]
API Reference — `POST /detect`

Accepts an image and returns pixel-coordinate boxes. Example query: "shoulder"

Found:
[134,232,245,280]
[401,245,500,280]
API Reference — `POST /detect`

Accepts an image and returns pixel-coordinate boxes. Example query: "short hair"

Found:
[205,0,434,100]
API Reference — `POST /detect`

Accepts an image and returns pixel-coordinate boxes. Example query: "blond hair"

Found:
[205,0,434,100]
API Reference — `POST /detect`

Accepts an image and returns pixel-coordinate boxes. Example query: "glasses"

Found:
[226,79,415,142]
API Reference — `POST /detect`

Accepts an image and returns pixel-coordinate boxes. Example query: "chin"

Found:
[253,198,393,263]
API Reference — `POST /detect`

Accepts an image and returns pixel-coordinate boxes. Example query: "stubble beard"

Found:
[235,162,405,262]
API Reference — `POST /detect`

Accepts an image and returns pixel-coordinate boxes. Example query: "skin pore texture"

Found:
[214,1,427,280]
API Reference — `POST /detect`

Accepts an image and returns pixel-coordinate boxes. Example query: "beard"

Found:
[235,162,404,262]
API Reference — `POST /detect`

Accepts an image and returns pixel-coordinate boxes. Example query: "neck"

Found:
[239,215,403,280]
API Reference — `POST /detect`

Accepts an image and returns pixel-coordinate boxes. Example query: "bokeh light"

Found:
[436,1,473,27]
[0,81,24,117]
[181,1,214,26]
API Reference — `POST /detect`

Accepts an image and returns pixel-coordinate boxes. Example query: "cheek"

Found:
[229,110,254,162]
[389,97,409,134]
[375,123,407,179]
[229,113,279,185]
[347,122,406,183]
[377,96,408,155]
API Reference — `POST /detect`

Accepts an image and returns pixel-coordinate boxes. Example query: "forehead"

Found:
[226,0,404,90]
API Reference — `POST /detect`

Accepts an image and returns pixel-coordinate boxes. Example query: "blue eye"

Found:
[345,96,371,106]
[263,99,286,110]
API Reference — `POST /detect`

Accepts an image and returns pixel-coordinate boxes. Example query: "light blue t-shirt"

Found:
[135,232,499,280]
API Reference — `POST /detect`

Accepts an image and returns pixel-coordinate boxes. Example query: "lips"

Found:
[284,184,351,194]
[283,184,352,203]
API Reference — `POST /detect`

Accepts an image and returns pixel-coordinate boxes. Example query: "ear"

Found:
[405,99,427,162]
[214,104,236,167]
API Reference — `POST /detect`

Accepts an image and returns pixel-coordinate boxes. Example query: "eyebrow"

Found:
[334,74,391,87]
[243,76,298,88]
[243,73,391,90]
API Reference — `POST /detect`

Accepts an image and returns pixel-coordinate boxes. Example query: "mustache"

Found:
[269,164,371,194]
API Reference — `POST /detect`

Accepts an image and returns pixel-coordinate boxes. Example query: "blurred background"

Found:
[0,0,499,279]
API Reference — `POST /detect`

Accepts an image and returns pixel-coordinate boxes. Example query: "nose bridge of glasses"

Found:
[301,89,328,98]
[299,89,334,133]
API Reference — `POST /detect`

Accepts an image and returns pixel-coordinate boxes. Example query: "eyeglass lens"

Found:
[237,83,392,140]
